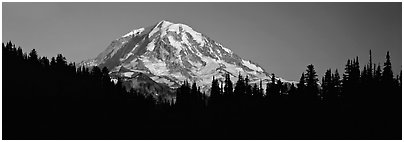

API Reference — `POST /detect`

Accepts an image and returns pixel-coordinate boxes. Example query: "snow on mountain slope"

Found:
[123,28,145,38]
[80,20,296,95]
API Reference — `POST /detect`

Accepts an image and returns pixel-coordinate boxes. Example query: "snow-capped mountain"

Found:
[80,20,294,95]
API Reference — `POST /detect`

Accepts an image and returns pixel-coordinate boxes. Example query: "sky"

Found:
[2,2,402,81]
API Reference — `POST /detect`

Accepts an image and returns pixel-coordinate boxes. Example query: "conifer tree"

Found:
[235,73,245,97]
[276,79,283,95]
[332,69,341,97]
[50,57,56,69]
[367,50,373,80]
[321,69,332,102]
[305,64,319,102]
[245,76,252,96]
[297,72,306,93]
[267,73,277,97]
[382,51,394,86]
[210,77,221,102]
[224,74,233,97]
[28,49,38,63]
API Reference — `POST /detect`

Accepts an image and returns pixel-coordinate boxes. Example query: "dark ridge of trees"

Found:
[3,41,161,139]
[3,41,401,140]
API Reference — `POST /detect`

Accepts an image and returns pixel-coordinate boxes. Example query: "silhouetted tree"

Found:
[382,51,394,87]
[28,49,39,64]
[224,73,233,97]
[304,64,319,102]
[321,69,332,102]
[297,72,306,93]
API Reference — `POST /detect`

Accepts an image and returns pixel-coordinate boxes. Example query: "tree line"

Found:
[3,41,401,140]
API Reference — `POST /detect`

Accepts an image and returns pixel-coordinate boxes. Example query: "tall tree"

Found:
[321,69,332,102]
[28,49,39,64]
[235,73,246,97]
[382,51,394,86]
[367,50,373,80]
[297,72,306,93]
[210,77,221,104]
[276,79,283,95]
[267,73,277,97]
[224,73,233,97]
[332,69,341,98]
[245,76,252,96]
[305,64,319,102]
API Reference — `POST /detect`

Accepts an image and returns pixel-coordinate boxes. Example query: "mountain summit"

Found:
[80,20,293,96]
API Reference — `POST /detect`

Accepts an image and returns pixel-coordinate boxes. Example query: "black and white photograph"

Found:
[2,1,402,140]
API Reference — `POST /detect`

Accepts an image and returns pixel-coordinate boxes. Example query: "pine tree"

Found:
[224,73,233,97]
[321,69,332,102]
[332,69,341,97]
[382,51,394,86]
[305,64,319,102]
[235,73,246,97]
[276,79,283,95]
[267,73,277,97]
[342,59,353,95]
[28,49,38,63]
[245,76,252,96]
[352,57,361,85]
[367,50,373,80]
[210,77,221,102]
[50,57,56,69]
[297,72,306,93]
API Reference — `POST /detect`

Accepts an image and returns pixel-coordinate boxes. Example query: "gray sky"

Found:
[3,2,401,81]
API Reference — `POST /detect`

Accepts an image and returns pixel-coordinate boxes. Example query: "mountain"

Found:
[80,20,295,97]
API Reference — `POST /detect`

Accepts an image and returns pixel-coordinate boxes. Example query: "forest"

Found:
[3,41,402,140]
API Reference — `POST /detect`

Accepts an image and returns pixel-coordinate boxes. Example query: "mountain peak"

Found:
[154,20,174,29]
[154,20,196,33]
[158,20,174,25]
[81,20,295,95]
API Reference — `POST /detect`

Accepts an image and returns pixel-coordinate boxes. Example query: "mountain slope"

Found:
[80,20,295,95]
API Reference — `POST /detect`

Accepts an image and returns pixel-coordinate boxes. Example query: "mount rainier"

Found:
[80,20,294,97]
